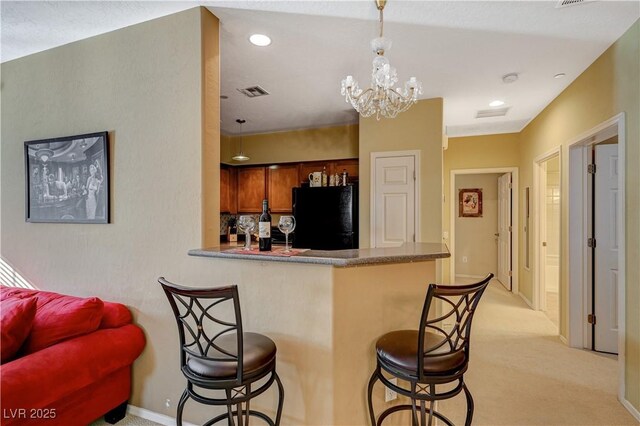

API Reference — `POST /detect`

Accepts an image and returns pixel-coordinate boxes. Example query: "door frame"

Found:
[533,147,562,313]
[370,150,421,248]
[449,167,519,294]
[567,113,626,402]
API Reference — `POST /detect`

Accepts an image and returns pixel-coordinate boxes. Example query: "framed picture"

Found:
[24,131,110,223]
[459,188,483,217]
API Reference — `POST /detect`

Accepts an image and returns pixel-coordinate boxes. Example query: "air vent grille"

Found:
[476,107,509,119]
[237,86,270,98]
[556,0,592,8]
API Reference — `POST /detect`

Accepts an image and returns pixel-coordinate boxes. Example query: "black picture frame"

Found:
[24,131,110,224]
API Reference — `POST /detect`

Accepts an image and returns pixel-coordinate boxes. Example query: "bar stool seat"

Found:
[376,330,467,375]
[186,332,276,379]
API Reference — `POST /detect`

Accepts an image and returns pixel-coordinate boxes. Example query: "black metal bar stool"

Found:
[367,273,493,426]
[160,277,284,425]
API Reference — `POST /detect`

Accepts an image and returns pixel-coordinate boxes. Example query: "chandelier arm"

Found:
[349,87,374,103]
[387,87,416,103]
[379,8,384,38]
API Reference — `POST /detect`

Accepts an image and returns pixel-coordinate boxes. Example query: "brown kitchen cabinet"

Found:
[220,167,237,214]
[267,164,299,213]
[334,159,359,181]
[298,161,333,185]
[237,167,266,213]
[298,159,359,185]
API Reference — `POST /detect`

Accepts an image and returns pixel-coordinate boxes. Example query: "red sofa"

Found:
[0,286,146,425]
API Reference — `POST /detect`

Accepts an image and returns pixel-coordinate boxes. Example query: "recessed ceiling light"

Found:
[489,100,505,107]
[554,73,566,79]
[249,34,271,47]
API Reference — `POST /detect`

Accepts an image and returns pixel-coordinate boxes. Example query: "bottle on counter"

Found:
[342,169,348,186]
[228,217,238,244]
[259,199,272,251]
[321,167,328,187]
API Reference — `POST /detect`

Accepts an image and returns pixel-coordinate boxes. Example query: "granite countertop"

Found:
[188,242,450,267]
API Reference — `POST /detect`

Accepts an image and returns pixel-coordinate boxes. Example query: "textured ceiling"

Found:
[2,1,638,137]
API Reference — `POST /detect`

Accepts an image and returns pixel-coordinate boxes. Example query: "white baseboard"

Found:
[455,274,486,279]
[128,405,198,426]
[621,399,640,422]
[519,292,534,308]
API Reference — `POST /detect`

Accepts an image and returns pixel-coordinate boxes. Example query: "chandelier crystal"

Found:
[341,0,422,120]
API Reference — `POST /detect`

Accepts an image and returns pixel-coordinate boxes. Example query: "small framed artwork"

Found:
[459,188,483,217]
[24,131,110,223]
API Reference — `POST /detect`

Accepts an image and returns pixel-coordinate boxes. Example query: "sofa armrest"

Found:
[0,324,145,411]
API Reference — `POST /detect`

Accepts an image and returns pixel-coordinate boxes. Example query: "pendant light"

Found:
[232,119,249,162]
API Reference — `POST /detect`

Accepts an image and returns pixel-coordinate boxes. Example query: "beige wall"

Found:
[201,8,221,247]
[443,133,520,283]
[454,174,500,277]
[518,20,639,408]
[359,98,444,248]
[221,124,358,165]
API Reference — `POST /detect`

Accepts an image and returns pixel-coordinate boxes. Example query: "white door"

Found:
[373,155,416,248]
[497,173,512,290]
[593,144,619,354]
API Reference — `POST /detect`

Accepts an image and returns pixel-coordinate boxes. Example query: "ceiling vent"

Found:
[237,86,270,98]
[556,0,592,8]
[476,107,509,119]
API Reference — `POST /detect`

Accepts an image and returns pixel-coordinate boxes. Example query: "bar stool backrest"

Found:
[417,273,493,381]
[159,277,244,384]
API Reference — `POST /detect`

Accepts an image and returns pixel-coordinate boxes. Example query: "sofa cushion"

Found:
[0,285,38,301]
[1,297,37,363]
[22,292,104,355]
[100,302,132,329]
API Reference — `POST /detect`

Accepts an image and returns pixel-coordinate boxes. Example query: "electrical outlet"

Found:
[165,398,171,409]
[385,378,398,402]
[462,256,468,263]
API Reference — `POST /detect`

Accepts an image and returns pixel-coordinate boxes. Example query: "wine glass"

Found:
[237,215,257,251]
[278,216,296,252]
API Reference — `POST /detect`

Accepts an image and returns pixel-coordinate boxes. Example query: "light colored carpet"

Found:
[439,279,636,425]
[545,290,560,330]
[90,414,161,426]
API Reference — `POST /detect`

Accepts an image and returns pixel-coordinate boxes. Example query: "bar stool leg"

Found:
[410,383,419,426]
[274,371,285,426]
[176,388,189,426]
[367,367,380,425]
[463,382,474,426]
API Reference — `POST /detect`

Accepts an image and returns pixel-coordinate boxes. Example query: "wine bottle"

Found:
[228,217,237,243]
[259,199,272,251]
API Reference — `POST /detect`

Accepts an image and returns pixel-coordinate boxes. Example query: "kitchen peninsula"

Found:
[189,242,449,425]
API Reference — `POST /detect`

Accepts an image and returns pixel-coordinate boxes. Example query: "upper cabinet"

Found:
[237,167,266,213]
[298,159,359,185]
[221,159,358,214]
[220,167,237,214]
[267,165,300,213]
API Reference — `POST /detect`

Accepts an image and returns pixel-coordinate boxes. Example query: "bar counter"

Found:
[187,242,449,425]
[189,242,450,266]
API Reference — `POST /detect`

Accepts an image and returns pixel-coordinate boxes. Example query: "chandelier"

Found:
[341,0,422,120]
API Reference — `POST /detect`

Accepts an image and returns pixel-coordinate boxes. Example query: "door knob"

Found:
[542,242,547,247]
[494,233,500,237]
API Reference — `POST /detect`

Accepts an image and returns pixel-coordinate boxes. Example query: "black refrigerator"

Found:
[292,185,358,250]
